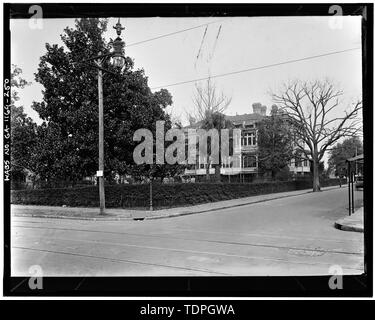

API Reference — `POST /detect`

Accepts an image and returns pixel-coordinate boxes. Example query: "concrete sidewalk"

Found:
[11,185,342,221]
[334,207,364,233]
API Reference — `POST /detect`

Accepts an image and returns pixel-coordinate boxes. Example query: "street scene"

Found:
[8,10,365,278]
[12,187,363,276]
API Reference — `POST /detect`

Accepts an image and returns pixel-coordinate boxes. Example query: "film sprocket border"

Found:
[3,2,373,297]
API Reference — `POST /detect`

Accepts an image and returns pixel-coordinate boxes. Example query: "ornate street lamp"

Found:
[111,19,126,69]
[77,18,126,215]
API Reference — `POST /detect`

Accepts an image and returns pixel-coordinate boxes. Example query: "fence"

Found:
[10,178,127,190]
[11,178,341,209]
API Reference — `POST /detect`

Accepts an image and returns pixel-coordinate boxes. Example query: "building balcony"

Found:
[184,167,258,176]
[184,168,215,175]
[221,167,257,175]
[240,145,258,153]
[289,165,310,173]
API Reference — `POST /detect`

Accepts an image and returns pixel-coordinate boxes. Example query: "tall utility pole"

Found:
[149,178,153,211]
[355,146,358,176]
[97,59,105,215]
[78,19,126,215]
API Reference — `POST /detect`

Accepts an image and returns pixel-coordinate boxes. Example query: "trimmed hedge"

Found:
[11,179,341,209]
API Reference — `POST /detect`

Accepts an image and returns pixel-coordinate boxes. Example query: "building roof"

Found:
[225,113,264,124]
[184,112,264,129]
[184,122,200,129]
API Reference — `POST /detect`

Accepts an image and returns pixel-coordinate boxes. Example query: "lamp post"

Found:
[85,19,126,215]
[97,62,105,215]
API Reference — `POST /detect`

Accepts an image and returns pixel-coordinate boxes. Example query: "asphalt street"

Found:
[11,187,364,276]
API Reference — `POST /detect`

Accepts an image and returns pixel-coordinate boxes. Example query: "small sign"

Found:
[96,170,103,177]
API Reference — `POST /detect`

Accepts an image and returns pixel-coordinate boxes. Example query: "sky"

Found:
[11,16,362,127]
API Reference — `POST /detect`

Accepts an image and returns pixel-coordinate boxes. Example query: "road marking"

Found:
[12,224,363,256]
[11,218,363,243]
[12,246,229,276]
[152,226,363,243]
[12,234,364,271]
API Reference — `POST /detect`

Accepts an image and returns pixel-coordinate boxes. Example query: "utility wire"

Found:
[194,25,208,69]
[125,18,226,48]
[209,24,222,61]
[151,47,361,90]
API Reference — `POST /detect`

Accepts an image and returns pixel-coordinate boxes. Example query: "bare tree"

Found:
[272,79,362,192]
[192,77,232,121]
[190,78,232,181]
[165,104,183,129]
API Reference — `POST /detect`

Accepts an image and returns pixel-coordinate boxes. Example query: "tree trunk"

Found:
[312,156,321,192]
[214,164,221,182]
[215,141,222,182]
[149,178,153,211]
[206,160,210,181]
[160,174,165,183]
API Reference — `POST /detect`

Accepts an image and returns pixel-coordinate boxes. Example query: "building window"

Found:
[303,159,308,167]
[243,155,257,168]
[241,137,246,146]
[241,132,256,146]
[295,158,301,167]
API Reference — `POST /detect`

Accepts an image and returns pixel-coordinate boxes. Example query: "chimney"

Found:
[260,105,267,116]
[188,116,196,126]
[252,102,262,114]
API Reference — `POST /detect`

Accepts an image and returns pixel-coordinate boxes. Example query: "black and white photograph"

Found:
[2,2,372,297]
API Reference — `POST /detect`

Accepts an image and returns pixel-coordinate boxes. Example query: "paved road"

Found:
[11,187,364,276]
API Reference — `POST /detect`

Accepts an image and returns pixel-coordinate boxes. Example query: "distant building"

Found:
[182,102,310,181]
[289,150,310,176]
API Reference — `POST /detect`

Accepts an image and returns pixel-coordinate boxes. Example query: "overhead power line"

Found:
[151,47,361,90]
[209,24,222,61]
[125,18,226,48]
[194,25,208,69]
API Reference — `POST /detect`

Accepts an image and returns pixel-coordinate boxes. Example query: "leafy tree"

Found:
[201,111,233,181]
[190,78,232,181]
[130,119,187,184]
[10,65,38,184]
[153,163,186,182]
[11,106,37,175]
[328,136,363,177]
[130,162,186,183]
[10,64,30,105]
[257,109,294,179]
[32,18,173,182]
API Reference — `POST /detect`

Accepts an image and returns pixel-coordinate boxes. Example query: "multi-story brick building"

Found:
[183,102,310,182]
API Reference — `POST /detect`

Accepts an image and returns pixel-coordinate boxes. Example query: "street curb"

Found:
[12,213,134,221]
[13,185,342,222]
[144,190,314,220]
[334,221,364,233]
